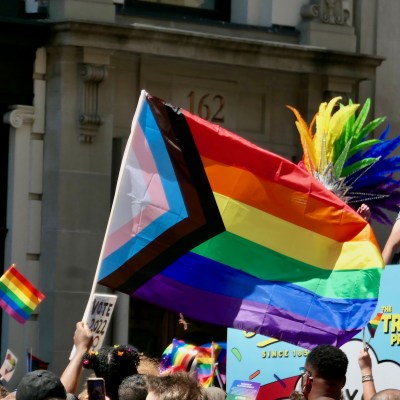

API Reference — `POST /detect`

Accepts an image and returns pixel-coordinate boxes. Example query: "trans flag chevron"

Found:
[97,90,384,349]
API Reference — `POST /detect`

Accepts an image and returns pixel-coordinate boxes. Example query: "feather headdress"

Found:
[288,97,400,224]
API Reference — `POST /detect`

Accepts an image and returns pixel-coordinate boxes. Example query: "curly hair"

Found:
[82,344,140,399]
[306,344,348,381]
[0,384,9,399]
[146,372,205,400]
[118,374,148,400]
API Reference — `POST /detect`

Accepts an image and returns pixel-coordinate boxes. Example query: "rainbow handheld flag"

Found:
[367,312,384,339]
[196,343,218,388]
[160,339,223,387]
[160,339,199,374]
[97,91,384,349]
[0,265,45,324]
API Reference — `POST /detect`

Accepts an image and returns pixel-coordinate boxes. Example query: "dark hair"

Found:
[371,389,400,400]
[306,345,348,381]
[82,344,140,399]
[0,383,9,398]
[118,374,148,400]
[146,372,204,400]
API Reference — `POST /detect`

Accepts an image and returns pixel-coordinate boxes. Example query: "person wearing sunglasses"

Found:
[300,345,348,400]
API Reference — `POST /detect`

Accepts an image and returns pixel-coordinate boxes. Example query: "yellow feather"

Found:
[324,97,342,130]
[295,121,316,172]
[326,104,359,160]
[314,97,342,172]
[287,105,316,171]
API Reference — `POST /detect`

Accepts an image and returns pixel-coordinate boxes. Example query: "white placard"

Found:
[0,349,18,382]
[85,293,118,352]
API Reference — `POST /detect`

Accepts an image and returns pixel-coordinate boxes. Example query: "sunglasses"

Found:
[300,370,313,387]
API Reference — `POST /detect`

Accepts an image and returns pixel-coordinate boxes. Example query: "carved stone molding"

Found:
[301,0,350,26]
[3,105,35,128]
[79,63,107,143]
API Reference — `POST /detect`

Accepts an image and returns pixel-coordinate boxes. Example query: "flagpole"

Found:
[215,363,223,389]
[70,90,148,359]
[211,342,215,387]
[362,327,367,350]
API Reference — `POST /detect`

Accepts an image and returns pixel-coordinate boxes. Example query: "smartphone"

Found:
[87,377,106,400]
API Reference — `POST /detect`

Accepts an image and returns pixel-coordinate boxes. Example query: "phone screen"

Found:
[87,377,106,400]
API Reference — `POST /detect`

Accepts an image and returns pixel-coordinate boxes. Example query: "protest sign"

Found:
[0,349,17,382]
[85,293,118,351]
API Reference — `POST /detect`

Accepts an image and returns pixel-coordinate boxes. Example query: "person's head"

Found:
[371,389,400,400]
[16,370,67,400]
[118,374,148,400]
[138,355,160,376]
[0,384,9,399]
[202,386,226,400]
[82,344,140,399]
[301,345,348,400]
[146,372,204,400]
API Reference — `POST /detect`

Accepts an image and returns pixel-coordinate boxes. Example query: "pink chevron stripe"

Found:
[103,123,170,259]
[0,298,26,324]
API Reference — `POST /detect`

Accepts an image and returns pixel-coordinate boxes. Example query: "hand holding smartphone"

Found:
[87,377,106,400]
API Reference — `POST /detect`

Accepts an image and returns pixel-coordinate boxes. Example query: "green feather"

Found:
[353,117,386,144]
[342,157,380,177]
[347,139,382,158]
[334,137,353,178]
[352,98,370,136]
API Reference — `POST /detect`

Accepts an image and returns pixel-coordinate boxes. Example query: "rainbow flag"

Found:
[196,343,218,387]
[160,339,199,374]
[0,265,45,324]
[97,91,384,349]
[367,312,384,338]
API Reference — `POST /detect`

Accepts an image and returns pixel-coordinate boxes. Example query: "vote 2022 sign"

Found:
[227,264,400,400]
[85,293,117,351]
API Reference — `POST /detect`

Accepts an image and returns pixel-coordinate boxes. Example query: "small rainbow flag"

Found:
[367,312,384,338]
[196,343,218,387]
[96,91,383,349]
[0,265,45,324]
[160,339,198,374]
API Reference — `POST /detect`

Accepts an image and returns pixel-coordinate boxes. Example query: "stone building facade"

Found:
[0,0,398,387]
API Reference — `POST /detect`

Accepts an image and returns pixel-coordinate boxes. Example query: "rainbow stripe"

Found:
[98,92,384,349]
[0,265,45,324]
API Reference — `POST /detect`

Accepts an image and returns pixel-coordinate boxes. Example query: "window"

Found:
[137,0,216,11]
[119,0,231,22]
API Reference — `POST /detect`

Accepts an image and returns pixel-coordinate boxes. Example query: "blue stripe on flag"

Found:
[140,100,187,212]
[98,99,188,280]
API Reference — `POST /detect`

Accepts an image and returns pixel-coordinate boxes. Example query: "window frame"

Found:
[118,0,231,23]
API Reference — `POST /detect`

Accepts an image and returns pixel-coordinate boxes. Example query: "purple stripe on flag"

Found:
[133,273,360,349]
[0,298,27,324]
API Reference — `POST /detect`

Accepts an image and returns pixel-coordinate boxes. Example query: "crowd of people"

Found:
[0,321,227,400]
[0,321,398,400]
